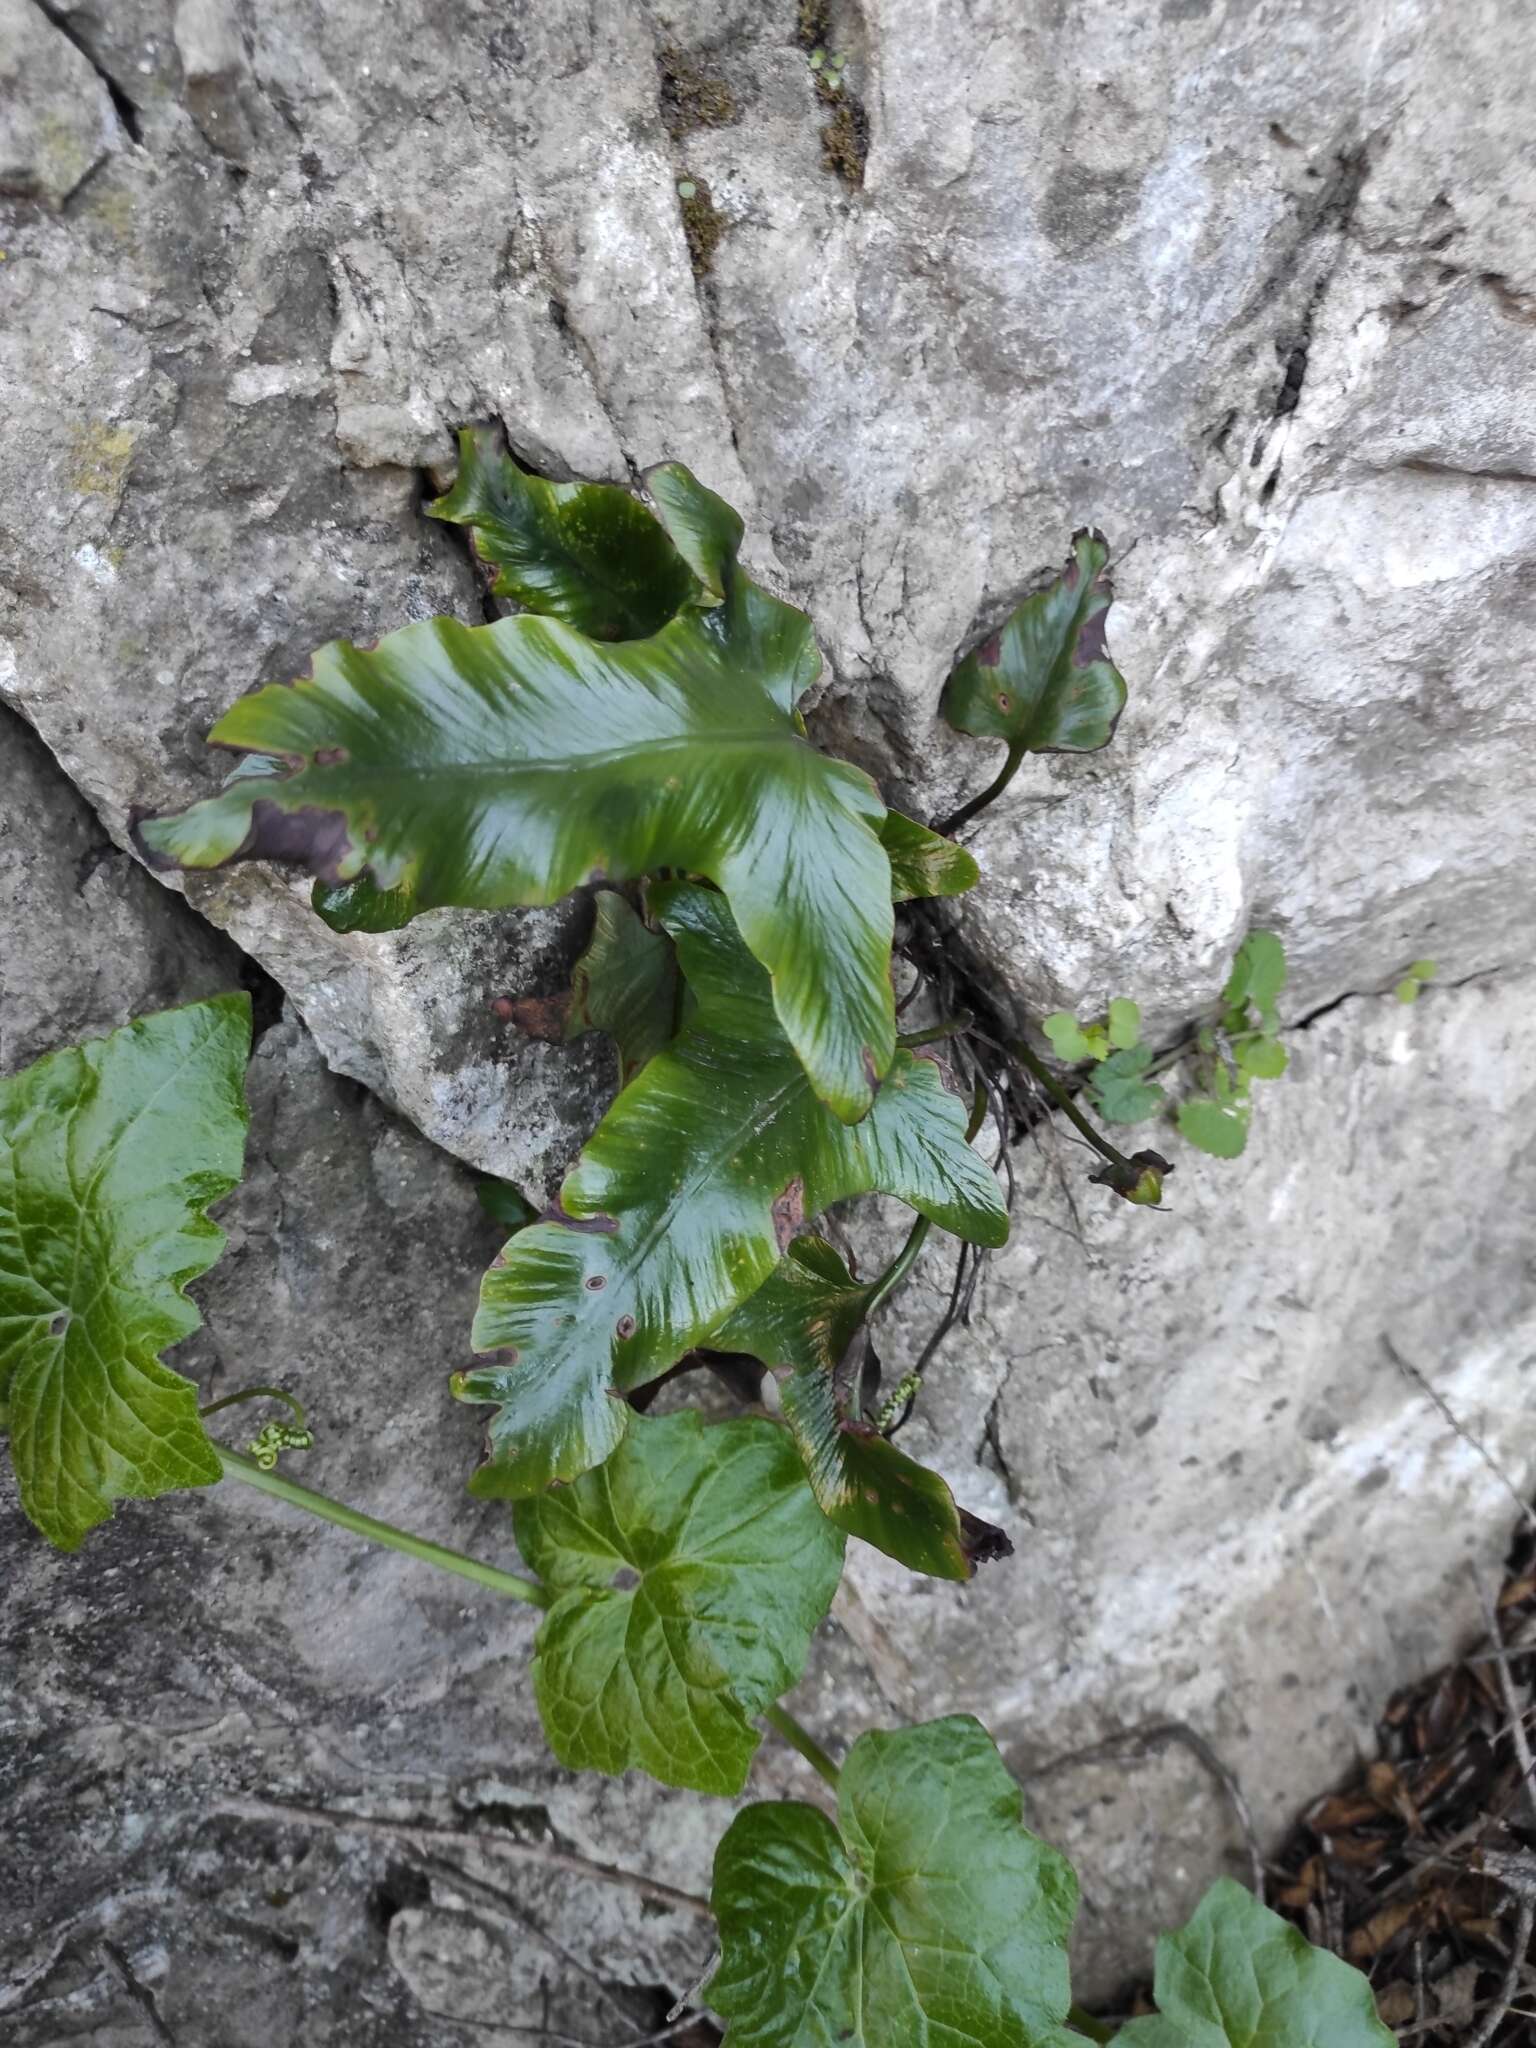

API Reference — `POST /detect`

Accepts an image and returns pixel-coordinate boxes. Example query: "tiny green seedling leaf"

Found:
[1395,958,1438,1004]
[1234,1035,1288,1082]
[1043,1012,1104,1063]
[565,891,679,1082]
[1116,1877,1394,2047]
[941,529,1127,756]
[710,1715,1078,2046]
[1086,1045,1164,1125]
[458,885,1009,1499]
[0,996,251,1550]
[1107,997,1141,1051]
[1177,1097,1251,1159]
[513,1411,843,1795]
[136,459,898,1126]
[713,1234,1010,1580]
[1222,931,1286,1032]
[427,425,697,640]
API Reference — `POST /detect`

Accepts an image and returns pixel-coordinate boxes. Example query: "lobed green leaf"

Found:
[1116,1878,1394,2047]
[941,529,1127,756]
[513,1410,844,1795]
[457,884,1008,1499]
[710,1715,1079,2047]
[428,425,697,640]
[1087,1045,1164,1125]
[0,997,250,1549]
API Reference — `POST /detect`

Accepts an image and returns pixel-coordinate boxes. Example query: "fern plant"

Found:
[3,434,1394,2044]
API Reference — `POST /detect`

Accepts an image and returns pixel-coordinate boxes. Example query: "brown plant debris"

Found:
[1266,1514,1536,2044]
[659,44,738,139]
[819,90,868,188]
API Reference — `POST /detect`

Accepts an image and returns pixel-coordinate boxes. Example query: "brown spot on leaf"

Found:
[975,631,1003,668]
[996,690,1012,712]
[240,799,356,884]
[615,1314,637,1339]
[771,1177,806,1253]
[584,1274,607,1291]
[540,1200,619,1235]
[314,746,350,767]
[499,992,572,1043]
[1074,606,1109,667]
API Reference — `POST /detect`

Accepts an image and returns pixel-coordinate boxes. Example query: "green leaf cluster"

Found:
[1044,998,1164,1127]
[1176,932,1288,1159]
[1395,956,1437,1005]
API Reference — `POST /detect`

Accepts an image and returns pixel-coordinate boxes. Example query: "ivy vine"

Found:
[2,432,1397,2043]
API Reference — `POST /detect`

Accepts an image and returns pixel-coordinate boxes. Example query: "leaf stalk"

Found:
[217,1448,549,1608]
[763,1702,841,1788]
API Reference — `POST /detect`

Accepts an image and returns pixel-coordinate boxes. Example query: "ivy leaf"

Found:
[1222,932,1286,1033]
[713,1235,1010,1581]
[1116,1878,1394,2047]
[1107,996,1141,1051]
[1086,1045,1164,1125]
[136,468,896,1125]
[513,1410,844,1795]
[0,997,250,1550]
[427,425,696,640]
[879,810,980,901]
[710,1715,1079,2047]
[566,891,679,1082]
[1177,1097,1250,1159]
[941,529,1126,757]
[457,885,1008,1499]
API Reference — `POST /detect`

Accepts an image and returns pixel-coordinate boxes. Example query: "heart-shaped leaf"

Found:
[0,997,250,1550]
[456,884,1008,1499]
[1116,1878,1394,2047]
[1086,1045,1164,1125]
[136,465,896,1124]
[713,1235,1009,1581]
[514,1410,844,1794]
[428,425,698,640]
[710,1715,1078,2047]
[942,529,1126,756]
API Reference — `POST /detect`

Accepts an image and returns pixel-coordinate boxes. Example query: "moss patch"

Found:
[795,0,833,49]
[676,176,726,277]
[818,87,868,187]
[659,44,738,139]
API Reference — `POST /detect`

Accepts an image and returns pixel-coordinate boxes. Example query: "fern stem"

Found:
[764,1703,841,1788]
[218,1448,549,1608]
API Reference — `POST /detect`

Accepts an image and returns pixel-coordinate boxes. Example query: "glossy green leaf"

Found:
[710,1715,1079,2047]
[1177,1098,1250,1159]
[477,1177,537,1231]
[879,810,980,901]
[513,1411,844,1794]
[713,1235,1009,1581]
[1086,1045,1164,1125]
[1107,997,1141,1051]
[566,891,679,1082]
[309,873,421,934]
[0,997,250,1550]
[1043,1012,1106,1063]
[1117,1878,1394,2048]
[457,885,1008,1499]
[1222,932,1286,1033]
[428,425,696,640]
[941,529,1126,756]
[136,466,896,1124]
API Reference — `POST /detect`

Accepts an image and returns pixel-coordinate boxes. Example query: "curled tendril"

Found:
[248,1421,316,1471]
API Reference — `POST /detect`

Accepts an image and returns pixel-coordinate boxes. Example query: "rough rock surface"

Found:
[4,0,1536,2027]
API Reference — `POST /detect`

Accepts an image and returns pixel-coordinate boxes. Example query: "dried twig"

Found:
[1464,1898,1534,2048]
[1026,1719,1266,1904]
[1383,1337,1536,1537]
[218,1796,712,1918]
[1477,1572,1536,1830]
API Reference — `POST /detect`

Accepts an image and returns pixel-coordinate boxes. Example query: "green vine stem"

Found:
[763,1702,841,1787]
[200,1384,309,1427]
[217,1448,549,1608]
[937,739,1025,836]
[1010,1035,1141,1177]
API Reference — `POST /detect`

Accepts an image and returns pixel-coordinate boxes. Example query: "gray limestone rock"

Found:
[5,0,1536,2025]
